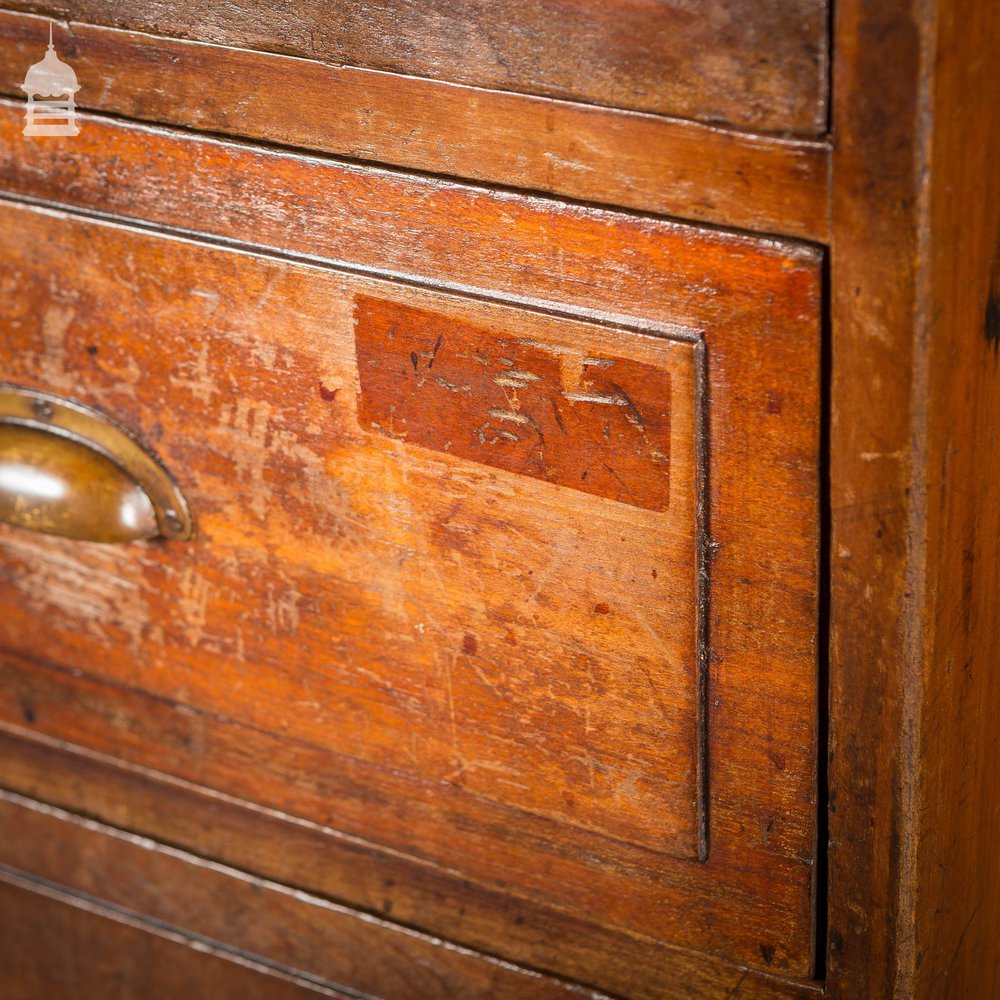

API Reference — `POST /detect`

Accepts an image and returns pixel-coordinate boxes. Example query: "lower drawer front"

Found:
[0,789,595,1000]
[0,875,338,1000]
[0,183,819,978]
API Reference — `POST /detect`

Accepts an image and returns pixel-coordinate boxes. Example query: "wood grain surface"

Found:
[0,191,820,978]
[0,0,994,993]
[0,725,823,1000]
[0,10,831,241]
[0,790,611,1000]
[0,873,355,999]
[0,212,708,861]
[0,101,821,334]
[827,0,1000,996]
[354,295,690,514]
[0,0,829,135]
[910,0,1000,982]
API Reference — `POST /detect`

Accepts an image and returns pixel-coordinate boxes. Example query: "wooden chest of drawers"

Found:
[0,2,996,998]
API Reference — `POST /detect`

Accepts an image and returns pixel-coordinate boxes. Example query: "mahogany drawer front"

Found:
[0,0,829,136]
[0,120,820,978]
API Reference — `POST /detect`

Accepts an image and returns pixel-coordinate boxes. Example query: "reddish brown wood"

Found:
[0,873,350,999]
[0,0,829,135]
[0,5,832,990]
[0,11,832,241]
[828,0,1000,997]
[355,296,688,513]
[902,5,1000,994]
[0,790,612,1000]
[0,0,996,993]
[0,724,823,1000]
[0,195,820,977]
[0,102,821,335]
[825,3,922,987]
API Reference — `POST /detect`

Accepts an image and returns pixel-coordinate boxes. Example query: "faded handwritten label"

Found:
[354,296,675,511]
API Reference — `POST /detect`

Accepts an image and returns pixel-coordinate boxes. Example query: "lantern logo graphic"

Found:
[20,23,80,137]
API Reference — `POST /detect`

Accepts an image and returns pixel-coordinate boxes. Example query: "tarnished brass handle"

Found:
[0,385,192,544]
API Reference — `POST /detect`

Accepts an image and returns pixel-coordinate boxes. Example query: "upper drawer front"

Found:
[0,12,832,242]
[0,0,829,135]
[0,110,820,977]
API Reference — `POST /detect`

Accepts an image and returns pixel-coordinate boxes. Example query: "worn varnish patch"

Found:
[355,297,677,511]
[0,204,705,867]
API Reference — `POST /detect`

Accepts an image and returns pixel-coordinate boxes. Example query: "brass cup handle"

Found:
[0,384,192,544]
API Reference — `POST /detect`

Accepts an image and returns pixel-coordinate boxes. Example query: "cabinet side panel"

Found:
[829,0,1000,996]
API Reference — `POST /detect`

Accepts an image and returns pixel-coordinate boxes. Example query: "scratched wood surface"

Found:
[0,790,610,1000]
[0,102,819,336]
[0,190,820,979]
[354,296,686,514]
[2,211,707,860]
[0,0,829,135]
[0,11,831,241]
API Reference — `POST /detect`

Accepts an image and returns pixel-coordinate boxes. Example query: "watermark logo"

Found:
[20,22,80,137]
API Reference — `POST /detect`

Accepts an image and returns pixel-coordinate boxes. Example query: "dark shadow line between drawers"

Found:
[0,787,629,1000]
